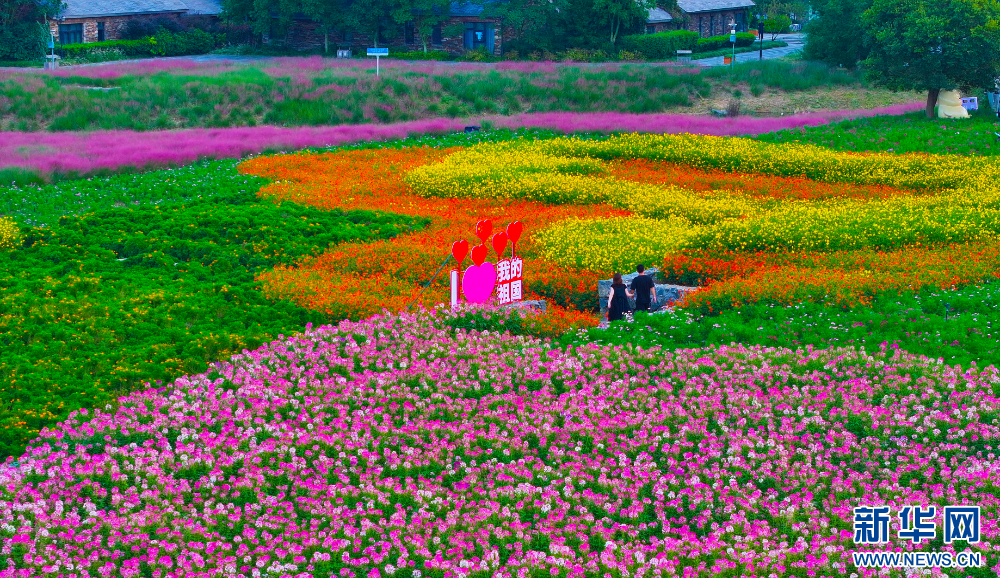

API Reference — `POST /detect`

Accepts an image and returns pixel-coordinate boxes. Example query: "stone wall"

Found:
[682,9,750,36]
[279,16,504,56]
[49,14,183,43]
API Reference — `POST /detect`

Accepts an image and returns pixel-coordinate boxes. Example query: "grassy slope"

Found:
[756,106,1000,155]
[0,61,870,132]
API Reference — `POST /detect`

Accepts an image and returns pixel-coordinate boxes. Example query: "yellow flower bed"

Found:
[404,133,1000,272]
[535,216,700,273]
[0,217,21,252]
[406,142,765,224]
[531,133,991,191]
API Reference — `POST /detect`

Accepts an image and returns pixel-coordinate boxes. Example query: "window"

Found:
[404,21,414,44]
[97,22,105,42]
[59,23,83,45]
[698,17,704,37]
[646,24,656,34]
[463,22,493,52]
[432,24,442,46]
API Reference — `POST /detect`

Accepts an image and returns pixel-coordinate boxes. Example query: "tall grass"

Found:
[0,59,869,132]
[703,60,864,90]
[0,104,923,180]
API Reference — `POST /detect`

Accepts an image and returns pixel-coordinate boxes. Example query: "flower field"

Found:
[4,113,1000,576]
[0,105,921,184]
[3,307,999,577]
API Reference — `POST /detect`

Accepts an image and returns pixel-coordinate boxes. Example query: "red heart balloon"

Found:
[475,219,493,244]
[471,244,488,267]
[506,221,523,245]
[491,231,508,258]
[451,239,469,264]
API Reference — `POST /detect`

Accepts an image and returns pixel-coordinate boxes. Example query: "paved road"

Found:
[696,33,804,67]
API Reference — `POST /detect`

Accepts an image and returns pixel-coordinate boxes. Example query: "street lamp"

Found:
[729,23,736,69]
[757,12,764,60]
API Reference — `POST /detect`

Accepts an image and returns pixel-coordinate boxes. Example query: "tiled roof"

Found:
[677,0,755,13]
[647,7,674,22]
[448,2,485,16]
[180,0,223,15]
[60,0,221,18]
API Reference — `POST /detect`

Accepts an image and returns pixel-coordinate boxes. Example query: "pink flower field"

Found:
[2,306,996,577]
[0,105,922,178]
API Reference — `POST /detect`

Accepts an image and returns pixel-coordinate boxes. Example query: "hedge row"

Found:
[697,32,758,52]
[619,31,698,60]
[619,31,759,60]
[56,39,155,58]
[56,29,220,59]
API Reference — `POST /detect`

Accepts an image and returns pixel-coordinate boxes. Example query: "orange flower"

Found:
[240,147,621,328]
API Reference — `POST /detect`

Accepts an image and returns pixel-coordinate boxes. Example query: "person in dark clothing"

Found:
[629,264,657,312]
[607,272,632,322]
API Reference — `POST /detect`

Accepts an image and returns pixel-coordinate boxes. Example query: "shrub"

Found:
[56,39,156,59]
[619,30,698,59]
[559,48,609,62]
[388,49,451,60]
[695,32,756,52]
[120,17,185,40]
[150,29,217,57]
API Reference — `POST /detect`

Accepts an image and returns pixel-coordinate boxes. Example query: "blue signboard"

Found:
[367,48,389,56]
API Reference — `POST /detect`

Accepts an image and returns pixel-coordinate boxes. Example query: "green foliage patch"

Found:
[755,107,1000,156]
[0,60,866,132]
[0,190,424,459]
[563,282,1000,368]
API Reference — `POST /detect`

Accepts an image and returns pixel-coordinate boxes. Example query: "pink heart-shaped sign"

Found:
[462,263,497,304]
[506,221,523,245]
[475,219,493,244]
[451,239,469,264]
[471,244,488,267]
[491,231,508,258]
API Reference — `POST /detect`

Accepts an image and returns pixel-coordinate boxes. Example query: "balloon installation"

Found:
[450,219,524,306]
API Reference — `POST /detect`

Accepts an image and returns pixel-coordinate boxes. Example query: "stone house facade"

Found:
[48,0,221,44]
[274,3,505,56]
[646,0,755,37]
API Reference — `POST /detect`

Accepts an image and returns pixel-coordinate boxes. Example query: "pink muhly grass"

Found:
[0,105,923,177]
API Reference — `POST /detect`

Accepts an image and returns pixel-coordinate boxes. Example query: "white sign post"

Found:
[367,47,388,76]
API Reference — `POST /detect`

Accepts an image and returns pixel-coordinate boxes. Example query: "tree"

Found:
[762,14,791,39]
[482,0,564,53]
[592,0,655,44]
[861,0,1000,118]
[221,0,299,41]
[302,0,351,53]
[802,0,871,68]
[1,0,64,61]
[347,0,395,47]
[390,0,450,53]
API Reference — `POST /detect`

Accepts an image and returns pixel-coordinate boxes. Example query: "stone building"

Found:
[48,0,222,44]
[646,0,756,37]
[275,2,506,56]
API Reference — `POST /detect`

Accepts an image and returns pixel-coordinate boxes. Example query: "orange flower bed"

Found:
[239,147,627,332]
[672,241,1000,312]
[609,159,918,202]
[241,146,993,324]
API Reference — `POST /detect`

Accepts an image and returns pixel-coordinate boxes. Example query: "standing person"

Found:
[607,272,632,322]
[629,264,658,312]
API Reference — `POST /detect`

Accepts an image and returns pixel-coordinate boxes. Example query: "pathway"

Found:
[696,33,805,67]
